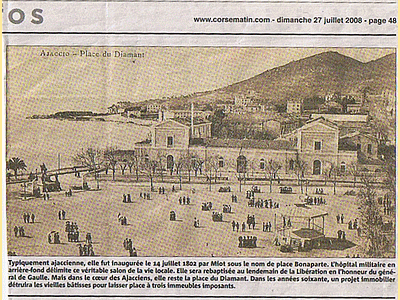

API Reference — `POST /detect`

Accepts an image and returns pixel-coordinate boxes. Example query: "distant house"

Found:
[123,107,142,118]
[339,131,379,159]
[147,103,163,113]
[108,104,121,114]
[346,103,362,114]
[159,110,212,121]
[287,100,303,115]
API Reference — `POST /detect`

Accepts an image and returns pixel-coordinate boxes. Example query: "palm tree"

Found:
[7,157,27,180]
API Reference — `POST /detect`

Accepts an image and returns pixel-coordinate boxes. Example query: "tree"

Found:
[347,162,359,188]
[293,158,307,194]
[140,154,160,191]
[264,159,281,193]
[228,157,246,193]
[358,174,392,257]
[174,154,186,190]
[126,153,141,181]
[7,157,27,180]
[73,148,104,189]
[119,160,128,176]
[327,164,340,195]
[104,147,118,181]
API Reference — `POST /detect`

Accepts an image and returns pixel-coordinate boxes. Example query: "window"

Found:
[367,144,372,154]
[313,160,322,175]
[314,141,322,151]
[260,159,265,170]
[356,143,361,151]
[218,157,224,168]
[289,159,295,170]
[167,136,174,147]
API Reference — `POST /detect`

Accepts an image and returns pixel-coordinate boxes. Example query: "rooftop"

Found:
[191,138,296,150]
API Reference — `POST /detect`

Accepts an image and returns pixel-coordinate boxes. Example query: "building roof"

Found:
[172,118,212,126]
[277,204,328,219]
[311,113,368,123]
[195,138,296,150]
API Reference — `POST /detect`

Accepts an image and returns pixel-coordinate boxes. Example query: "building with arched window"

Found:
[135,117,359,176]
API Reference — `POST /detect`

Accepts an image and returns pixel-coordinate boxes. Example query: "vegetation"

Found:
[7,157,27,180]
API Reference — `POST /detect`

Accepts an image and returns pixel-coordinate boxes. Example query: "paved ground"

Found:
[6,175,390,257]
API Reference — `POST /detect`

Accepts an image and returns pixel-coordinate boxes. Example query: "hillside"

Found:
[159,51,396,108]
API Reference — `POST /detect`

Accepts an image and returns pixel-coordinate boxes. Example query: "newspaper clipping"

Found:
[2,1,398,299]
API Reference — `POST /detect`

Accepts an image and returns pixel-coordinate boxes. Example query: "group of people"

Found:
[262,221,273,232]
[157,187,166,194]
[65,221,80,242]
[139,192,151,200]
[238,236,257,248]
[193,218,200,228]
[65,189,73,197]
[178,196,191,205]
[212,212,223,222]
[123,238,137,256]
[282,216,292,228]
[223,204,232,213]
[231,194,238,203]
[118,214,128,225]
[58,210,67,220]
[315,188,324,194]
[43,192,50,200]
[13,226,25,237]
[246,215,256,229]
[123,194,133,203]
[170,211,176,221]
[379,196,393,215]
[335,214,345,224]
[23,213,35,223]
[348,218,359,230]
[78,243,95,256]
[48,232,61,244]
[337,230,346,240]
[201,202,212,211]
[231,221,247,232]
[249,198,280,209]
[305,196,326,205]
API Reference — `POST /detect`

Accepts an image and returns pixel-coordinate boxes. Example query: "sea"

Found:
[6,117,150,172]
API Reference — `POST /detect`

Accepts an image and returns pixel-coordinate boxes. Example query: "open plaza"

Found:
[7,173,391,258]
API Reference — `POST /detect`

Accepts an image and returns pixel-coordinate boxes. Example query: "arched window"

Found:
[144,154,149,163]
[237,155,247,173]
[340,162,346,173]
[260,158,265,170]
[313,160,322,175]
[218,157,224,168]
[166,155,174,170]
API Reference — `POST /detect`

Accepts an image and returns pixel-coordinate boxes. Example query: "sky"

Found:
[7,47,395,116]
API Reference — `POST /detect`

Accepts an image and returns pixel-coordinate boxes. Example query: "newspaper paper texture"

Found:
[2,1,398,299]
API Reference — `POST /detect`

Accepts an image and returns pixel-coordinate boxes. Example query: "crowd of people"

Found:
[238,236,257,248]
[23,213,35,223]
[305,196,326,205]
[337,230,346,240]
[249,198,280,209]
[157,187,166,194]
